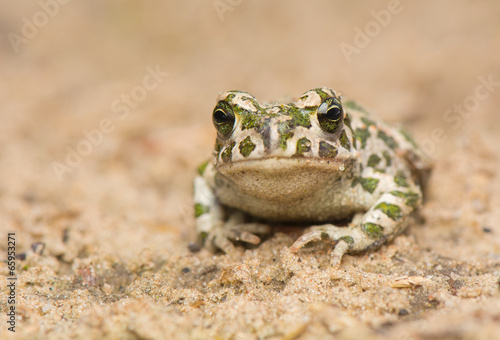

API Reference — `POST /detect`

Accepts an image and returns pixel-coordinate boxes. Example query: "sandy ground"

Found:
[1,1,499,339]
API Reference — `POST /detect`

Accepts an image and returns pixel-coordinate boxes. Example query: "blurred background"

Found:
[0,0,499,257]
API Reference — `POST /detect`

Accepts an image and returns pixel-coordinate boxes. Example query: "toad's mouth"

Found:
[216,157,353,203]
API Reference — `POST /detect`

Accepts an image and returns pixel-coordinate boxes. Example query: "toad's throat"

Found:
[215,158,350,203]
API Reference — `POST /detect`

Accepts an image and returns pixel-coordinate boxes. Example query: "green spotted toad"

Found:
[194,88,430,266]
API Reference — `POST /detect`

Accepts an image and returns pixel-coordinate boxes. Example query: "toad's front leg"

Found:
[194,171,269,253]
[291,173,422,268]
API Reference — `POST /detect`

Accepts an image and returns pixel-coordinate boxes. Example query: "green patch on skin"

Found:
[361,223,384,239]
[313,88,332,101]
[367,154,381,168]
[361,117,376,127]
[382,150,392,167]
[340,130,351,150]
[355,128,370,149]
[320,232,329,240]
[239,136,256,157]
[362,177,380,193]
[319,141,338,158]
[375,202,403,221]
[239,110,262,131]
[352,177,380,193]
[231,99,268,132]
[394,171,410,187]
[390,190,420,208]
[275,106,314,150]
[199,231,208,240]
[295,137,311,156]
[343,100,368,114]
[339,235,354,245]
[197,161,209,176]
[221,142,235,163]
[278,121,294,150]
[377,130,398,150]
[194,203,209,217]
[288,106,313,128]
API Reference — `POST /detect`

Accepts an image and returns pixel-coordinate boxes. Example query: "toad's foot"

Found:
[290,185,421,267]
[290,225,379,268]
[205,222,271,254]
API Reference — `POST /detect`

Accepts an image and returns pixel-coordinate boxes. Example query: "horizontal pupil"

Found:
[327,108,341,118]
[214,110,228,122]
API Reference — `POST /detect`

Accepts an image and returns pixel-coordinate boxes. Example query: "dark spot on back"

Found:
[355,128,370,149]
[378,130,398,149]
[295,137,312,157]
[367,154,381,168]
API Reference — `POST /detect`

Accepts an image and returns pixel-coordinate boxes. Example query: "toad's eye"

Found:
[317,98,343,133]
[213,102,235,137]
